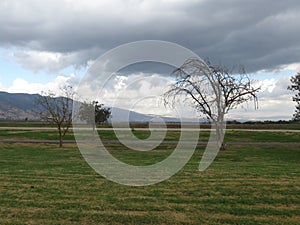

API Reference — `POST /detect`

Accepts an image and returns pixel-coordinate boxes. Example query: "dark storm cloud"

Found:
[1,0,300,73]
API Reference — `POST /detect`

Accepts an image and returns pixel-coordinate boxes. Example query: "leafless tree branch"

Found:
[163,58,261,150]
[36,85,74,147]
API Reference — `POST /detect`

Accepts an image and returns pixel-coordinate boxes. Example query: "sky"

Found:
[0,0,300,120]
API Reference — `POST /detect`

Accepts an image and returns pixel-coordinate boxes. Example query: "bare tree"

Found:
[164,58,260,150]
[287,72,300,122]
[36,86,74,147]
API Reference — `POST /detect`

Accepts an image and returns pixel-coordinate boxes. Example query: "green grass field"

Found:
[1,128,300,143]
[0,128,300,224]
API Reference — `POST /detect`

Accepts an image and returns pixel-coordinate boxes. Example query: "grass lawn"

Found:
[0,129,300,224]
[0,129,300,143]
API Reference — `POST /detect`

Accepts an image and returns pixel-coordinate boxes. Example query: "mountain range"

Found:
[0,91,198,122]
[0,91,40,120]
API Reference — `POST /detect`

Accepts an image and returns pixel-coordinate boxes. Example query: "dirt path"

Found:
[1,127,300,132]
[1,139,300,146]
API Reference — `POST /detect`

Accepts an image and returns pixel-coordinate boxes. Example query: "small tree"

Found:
[95,102,111,125]
[36,86,74,147]
[164,58,260,150]
[78,101,111,131]
[288,72,300,122]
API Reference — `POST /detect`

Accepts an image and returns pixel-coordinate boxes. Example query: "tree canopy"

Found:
[288,72,300,121]
[78,101,111,130]
[164,58,260,149]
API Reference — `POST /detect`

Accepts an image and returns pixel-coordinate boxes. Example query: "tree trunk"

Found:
[215,117,226,151]
[92,123,96,133]
[58,126,63,147]
[59,135,63,147]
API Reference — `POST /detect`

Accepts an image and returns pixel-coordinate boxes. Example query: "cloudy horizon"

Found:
[1,0,300,120]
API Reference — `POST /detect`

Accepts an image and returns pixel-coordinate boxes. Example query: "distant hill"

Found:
[108,107,188,123]
[0,91,40,120]
[0,91,199,122]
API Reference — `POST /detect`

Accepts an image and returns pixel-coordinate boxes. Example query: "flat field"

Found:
[0,127,299,224]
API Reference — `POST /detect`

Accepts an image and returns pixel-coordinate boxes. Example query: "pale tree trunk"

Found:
[92,123,96,133]
[215,114,226,151]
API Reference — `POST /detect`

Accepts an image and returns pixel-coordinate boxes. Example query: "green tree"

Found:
[288,72,300,122]
[78,101,111,131]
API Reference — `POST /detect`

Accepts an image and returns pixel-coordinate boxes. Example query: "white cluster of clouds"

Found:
[13,51,76,73]
[101,73,173,115]
[227,76,295,120]
[0,74,78,95]
[11,49,100,73]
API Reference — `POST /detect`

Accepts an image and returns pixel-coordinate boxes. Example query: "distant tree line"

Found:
[226,120,299,124]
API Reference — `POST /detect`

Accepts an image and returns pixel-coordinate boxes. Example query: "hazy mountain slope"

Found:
[0,91,40,120]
